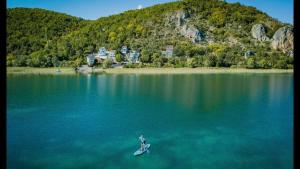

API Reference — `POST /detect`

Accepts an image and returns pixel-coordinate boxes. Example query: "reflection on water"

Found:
[85,74,293,115]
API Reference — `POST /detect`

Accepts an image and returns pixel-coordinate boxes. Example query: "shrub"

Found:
[287,64,293,69]
[257,59,271,69]
[152,56,164,67]
[237,61,246,68]
[141,49,151,63]
[124,63,140,68]
[204,55,216,67]
[197,56,205,67]
[115,53,123,62]
[6,54,16,66]
[174,57,186,68]
[246,58,256,69]
[167,57,176,65]
[274,60,288,69]
[102,59,113,68]
[186,58,198,68]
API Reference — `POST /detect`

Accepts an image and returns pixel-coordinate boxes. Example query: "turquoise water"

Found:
[7,73,293,169]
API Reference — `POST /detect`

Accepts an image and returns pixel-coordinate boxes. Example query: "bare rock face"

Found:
[180,25,204,43]
[176,10,189,27]
[271,26,293,54]
[166,10,189,26]
[288,51,293,57]
[251,24,270,41]
[166,10,204,43]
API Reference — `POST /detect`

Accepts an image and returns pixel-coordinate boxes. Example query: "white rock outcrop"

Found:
[271,26,293,54]
[251,24,270,41]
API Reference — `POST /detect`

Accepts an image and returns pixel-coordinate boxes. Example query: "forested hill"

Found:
[7,8,90,56]
[7,0,294,68]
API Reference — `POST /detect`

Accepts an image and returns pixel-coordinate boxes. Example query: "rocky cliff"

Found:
[271,26,293,56]
[251,24,270,41]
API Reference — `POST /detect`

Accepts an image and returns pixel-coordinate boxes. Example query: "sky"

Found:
[7,0,293,24]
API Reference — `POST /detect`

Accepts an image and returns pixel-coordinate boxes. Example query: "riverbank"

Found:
[7,67,76,75]
[98,67,293,74]
[7,67,293,75]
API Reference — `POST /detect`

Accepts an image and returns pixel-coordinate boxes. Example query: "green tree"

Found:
[115,53,123,62]
[84,45,95,55]
[258,59,271,69]
[204,55,216,67]
[174,57,186,68]
[151,53,160,61]
[29,51,48,67]
[168,57,176,65]
[195,56,205,67]
[275,59,288,69]
[186,58,198,68]
[237,61,246,68]
[173,47,185,57]
[51,56,60,67]
[216,54,225,67]
[108,32,117,42]
[246,58,256,69]
[72,57,84,69]
[141,49,151,63]
[209,8,227,27]
[153,56,164,67]
[6,54,16,66]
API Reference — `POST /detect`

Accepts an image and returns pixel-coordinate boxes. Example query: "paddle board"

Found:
[133,144,150,156]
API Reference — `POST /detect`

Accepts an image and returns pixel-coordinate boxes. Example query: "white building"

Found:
[161,45,173,58]
[108,50,116,62]
[121,46,128,55]
[96,47,108,59]
[86,54,95,66]
[128,50,140,63]
[165,45,173,57]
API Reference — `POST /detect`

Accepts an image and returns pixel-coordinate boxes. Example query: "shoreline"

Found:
[7,67,293,75]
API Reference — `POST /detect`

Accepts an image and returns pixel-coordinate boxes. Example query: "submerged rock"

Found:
[271,26,293,54]
[251,24,270,41]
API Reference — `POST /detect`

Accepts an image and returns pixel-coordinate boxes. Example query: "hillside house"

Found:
[121,46,128,55]
[128,50,140,63]
[108,50,116,62]
[161,45,173,58]
[96,47,108,59]
[165,45,173,57]
[86,54,95,66]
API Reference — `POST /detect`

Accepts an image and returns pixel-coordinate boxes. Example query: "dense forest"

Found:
[7,0,293,69]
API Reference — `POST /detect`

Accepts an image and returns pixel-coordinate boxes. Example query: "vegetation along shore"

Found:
[7,67,293,75]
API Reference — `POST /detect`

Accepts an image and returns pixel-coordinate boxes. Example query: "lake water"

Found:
[7,73,293,169]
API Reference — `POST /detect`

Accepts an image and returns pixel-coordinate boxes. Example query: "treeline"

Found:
[7,0,292,68]
[120,44,292,69]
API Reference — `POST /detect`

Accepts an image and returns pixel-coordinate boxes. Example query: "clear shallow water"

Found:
[7,73,293,169]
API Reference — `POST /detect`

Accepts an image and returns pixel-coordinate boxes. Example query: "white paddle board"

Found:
[133,144,150,156]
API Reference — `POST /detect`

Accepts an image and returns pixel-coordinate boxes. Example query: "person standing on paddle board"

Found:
[139,135,146,151]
